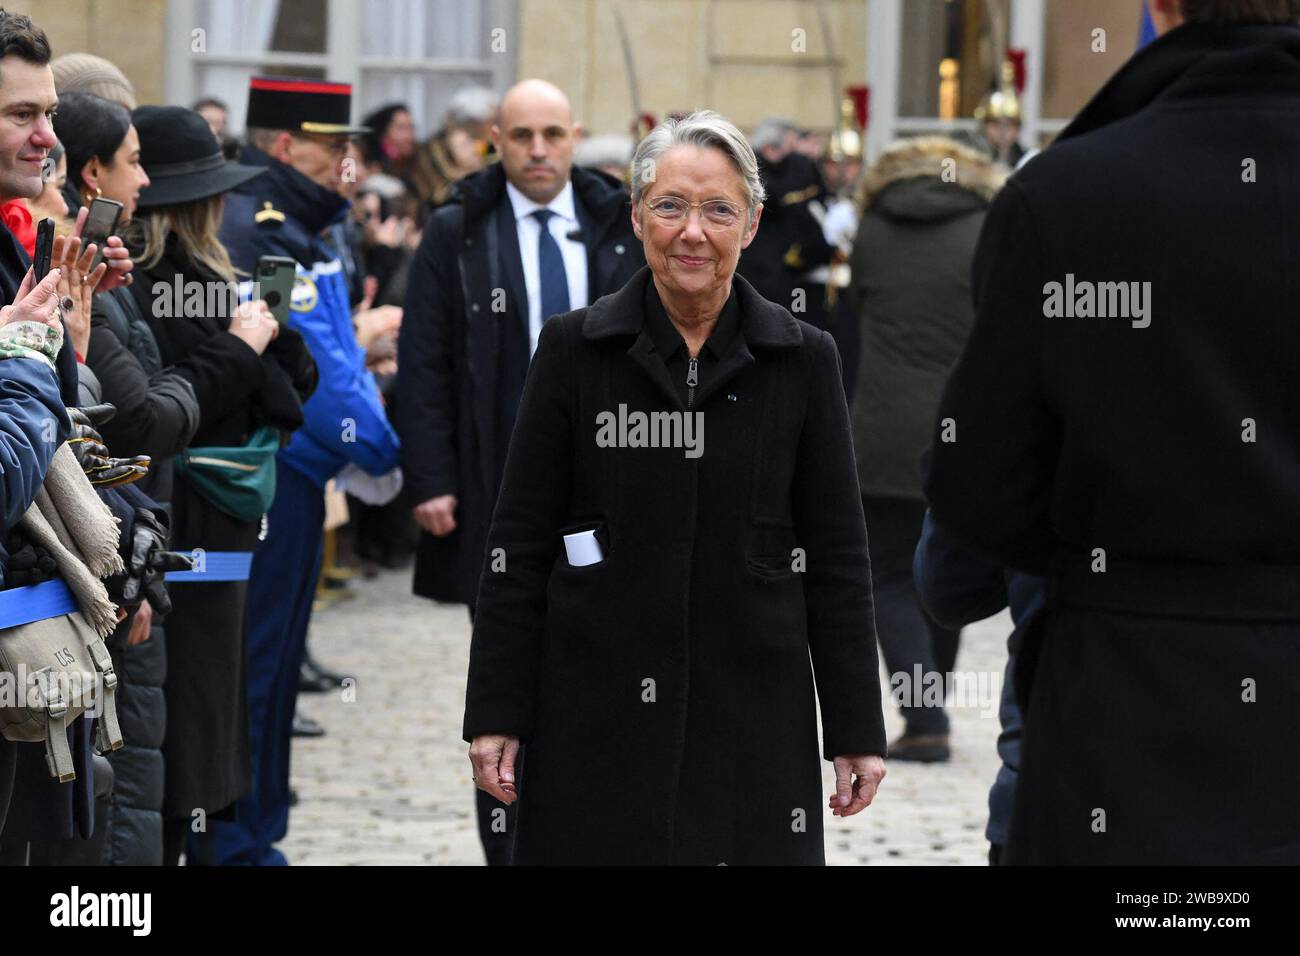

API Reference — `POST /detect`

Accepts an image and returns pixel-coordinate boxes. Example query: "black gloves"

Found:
[67,403,152,488]
[116,508,193,615]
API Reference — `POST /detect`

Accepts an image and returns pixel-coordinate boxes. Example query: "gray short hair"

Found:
[445,86,498,129]
[245,127,283,152]
[629,110,766,213]
[575,133,634,171]
[749,117,799,153]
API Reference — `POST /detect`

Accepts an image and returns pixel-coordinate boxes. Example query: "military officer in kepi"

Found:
[198,76,401,866]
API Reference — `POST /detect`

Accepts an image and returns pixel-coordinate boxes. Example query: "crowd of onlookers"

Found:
[0,6,429,865]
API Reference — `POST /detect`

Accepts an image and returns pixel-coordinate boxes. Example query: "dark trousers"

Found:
[162,816,186,866]
[0,737,14,837]
[467,603,517,865]
[862,494,960,735]
[194,461,324,866]
[1,753,114,865]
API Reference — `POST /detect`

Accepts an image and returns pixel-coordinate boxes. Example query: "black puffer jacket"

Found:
[100,612,166,865]
[848,137,1006,500]
[89,287,199,503]
[85,286,196,866]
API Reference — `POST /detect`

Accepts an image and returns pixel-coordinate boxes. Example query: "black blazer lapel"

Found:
[577,189,631,302]
[465,213,502,505]
[494,198,529,333]
[574,192,596,302]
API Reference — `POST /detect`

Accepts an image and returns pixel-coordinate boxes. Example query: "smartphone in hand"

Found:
[256,255,298,324]
[81,197,124,272]
[33,217,55,281]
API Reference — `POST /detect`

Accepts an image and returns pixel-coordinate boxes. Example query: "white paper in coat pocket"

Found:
[563,529,604,567]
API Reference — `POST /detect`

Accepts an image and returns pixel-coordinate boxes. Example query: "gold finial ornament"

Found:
[938,58,960,121]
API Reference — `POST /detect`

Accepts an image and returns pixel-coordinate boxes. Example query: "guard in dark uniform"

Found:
[962,61,1028,168]
[736,142,837,325]
[197,77,400,866]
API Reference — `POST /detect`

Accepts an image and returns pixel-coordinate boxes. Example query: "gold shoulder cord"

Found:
[255,202,285,224]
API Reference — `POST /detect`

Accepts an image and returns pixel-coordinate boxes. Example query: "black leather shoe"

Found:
[302,653,348,689]
[292,714,326,738]
[299,660,335,694]
[888,732,950,763]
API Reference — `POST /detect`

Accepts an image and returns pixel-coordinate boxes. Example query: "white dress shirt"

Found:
[505,179,589,355]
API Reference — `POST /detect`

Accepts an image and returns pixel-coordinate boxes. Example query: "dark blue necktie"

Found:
[533,208,570,322]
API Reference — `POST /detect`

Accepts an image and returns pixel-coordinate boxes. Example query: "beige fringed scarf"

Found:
[19,443,123,636]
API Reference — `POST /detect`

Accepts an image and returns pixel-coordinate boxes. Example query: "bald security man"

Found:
[396,80,644,864]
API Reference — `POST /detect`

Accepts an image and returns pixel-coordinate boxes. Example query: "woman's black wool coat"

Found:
[464,268,886,865]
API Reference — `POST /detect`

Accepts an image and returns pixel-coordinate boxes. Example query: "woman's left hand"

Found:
[95,236,134,291]
[50,230,109,358]
[828,754,886,817]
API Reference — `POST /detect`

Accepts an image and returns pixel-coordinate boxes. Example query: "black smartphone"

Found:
[33,217,56,282]
[81,197,124,272]
[255,255,298,324]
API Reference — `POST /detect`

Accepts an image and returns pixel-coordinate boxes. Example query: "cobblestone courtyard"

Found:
[282,567,1011,865]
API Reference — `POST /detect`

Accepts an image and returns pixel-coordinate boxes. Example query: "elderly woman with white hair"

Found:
[464,110,886,865]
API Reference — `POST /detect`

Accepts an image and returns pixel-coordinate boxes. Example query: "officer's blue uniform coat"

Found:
[219,146,399,486]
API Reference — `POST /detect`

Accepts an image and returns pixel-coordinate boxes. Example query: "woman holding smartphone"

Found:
[54,93,197,496]
[54,92,148,363]
[50,91,200,865]
[127,105,316,866]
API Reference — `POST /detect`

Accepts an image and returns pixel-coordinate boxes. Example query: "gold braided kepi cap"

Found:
[246,76,371,136]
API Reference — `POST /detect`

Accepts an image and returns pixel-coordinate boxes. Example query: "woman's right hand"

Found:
[228,298,279,355]
[413,494,458,536]
[0,267,62,329]
[469,734,520,806]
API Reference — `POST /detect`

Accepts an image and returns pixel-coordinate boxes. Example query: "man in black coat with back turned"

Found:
[925,0,1300,864]
[396,79,643,864]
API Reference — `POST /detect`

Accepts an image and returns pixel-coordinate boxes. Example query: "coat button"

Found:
[472,303,480,312]
[727,393,737,402]
[615,244,625,255]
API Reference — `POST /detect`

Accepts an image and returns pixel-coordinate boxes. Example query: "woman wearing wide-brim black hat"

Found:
[125,105,319,865]
[132,105,265,209]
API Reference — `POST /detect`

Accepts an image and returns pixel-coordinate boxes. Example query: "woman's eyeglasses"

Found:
[644,196,743,229]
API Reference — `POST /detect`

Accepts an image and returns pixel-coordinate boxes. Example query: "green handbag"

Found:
[174,426,280,522]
